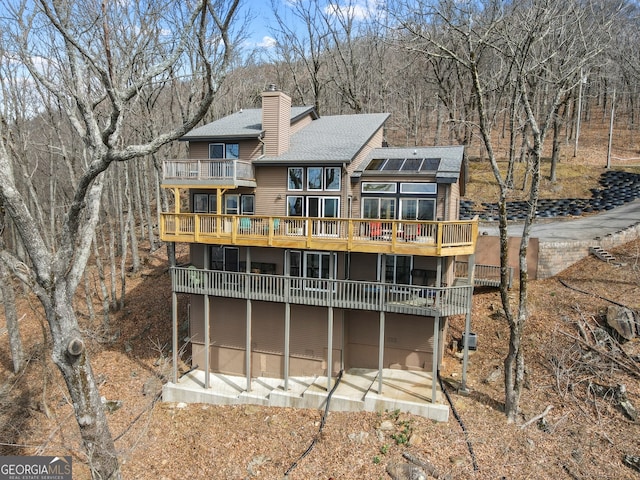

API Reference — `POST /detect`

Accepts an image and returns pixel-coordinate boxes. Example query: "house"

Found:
[160,85,478,421]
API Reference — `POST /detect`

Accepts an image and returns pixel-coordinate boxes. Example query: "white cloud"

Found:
[257,35,277,48]
[324,0,381,21]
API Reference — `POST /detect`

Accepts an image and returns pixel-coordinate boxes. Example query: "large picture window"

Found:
[288,166,340,191]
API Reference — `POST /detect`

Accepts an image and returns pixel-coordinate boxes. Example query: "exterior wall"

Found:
[191,297,343,377]
[188,139,261,160]
[345,311,436,371]
[346,128,385,218]
[470,235,539,280]
[254,166,289,217]
[448,182,460,221]
[262,90,291,156]
[191,294,441,377]
[290,114,313,135]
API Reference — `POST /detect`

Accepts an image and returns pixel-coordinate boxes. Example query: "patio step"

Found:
[589,246,618,264]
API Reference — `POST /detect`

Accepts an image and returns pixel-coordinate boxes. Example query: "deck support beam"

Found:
[284,303,290,391]
[327,307,334,392]
[204,294,210,389]
[378,311,385,394]
[172,290,178,384]
[246,247,252,392]
[461,253,476,392]
[432,313,440,403]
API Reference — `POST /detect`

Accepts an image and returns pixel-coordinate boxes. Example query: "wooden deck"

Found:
[172,267,473,317]
[161,214,478,257]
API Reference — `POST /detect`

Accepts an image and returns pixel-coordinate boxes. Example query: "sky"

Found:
[238,0,384,55]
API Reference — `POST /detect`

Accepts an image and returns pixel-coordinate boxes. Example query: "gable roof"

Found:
[253,113,390,165]
[181,106,317,141]
[182,107,390,165]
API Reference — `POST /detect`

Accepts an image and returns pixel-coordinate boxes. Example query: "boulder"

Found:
[606,306,637,340]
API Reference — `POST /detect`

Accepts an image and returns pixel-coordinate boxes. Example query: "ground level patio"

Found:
[162,367,449,422]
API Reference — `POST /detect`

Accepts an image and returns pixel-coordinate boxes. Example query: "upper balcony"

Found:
[162,159,256,188]
[160,214,478,257]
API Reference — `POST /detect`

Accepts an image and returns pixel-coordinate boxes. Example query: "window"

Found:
[400,182,437,194]
[380,255,412,285]
[325,167,340,190]
[362,182,396,193]
[225,143,239,159]
[241,195,255,215]
[307,167,323,190]
[225,194,239,214]
[210,246,239,272]
[305,252,334,279]
[362,197,396,219]
[400,198,435,221]
[193,194,208,213]
[209,143,239,159]
[288,251,302,277]
[288,166,340,191]
[287,196,303,216]
[288,168,303,190]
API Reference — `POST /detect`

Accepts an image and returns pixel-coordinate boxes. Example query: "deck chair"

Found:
[369,221,382,239]
[238,217,251,233]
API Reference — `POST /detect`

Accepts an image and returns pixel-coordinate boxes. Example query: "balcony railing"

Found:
[455,261,514,289]
[160,214,479,257]
[172,266,473,317]
[162,159,255,187]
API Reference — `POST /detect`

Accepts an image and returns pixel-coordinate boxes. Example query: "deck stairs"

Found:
[589,246,618,265]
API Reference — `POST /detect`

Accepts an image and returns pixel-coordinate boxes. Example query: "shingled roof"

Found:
[181,107,390,165]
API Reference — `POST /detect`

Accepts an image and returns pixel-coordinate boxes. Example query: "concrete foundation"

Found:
[162,367,449,422]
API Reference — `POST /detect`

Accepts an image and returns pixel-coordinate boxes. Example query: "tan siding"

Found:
[346,312,435,371]
[188,139,261,160]
[262,91,291,156]
[449,182,460,220]
[290,114,313,135]
[254,166,288,217]
[189,141,209,159]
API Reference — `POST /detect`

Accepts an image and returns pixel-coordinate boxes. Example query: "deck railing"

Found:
[173,266,473,317]
[455,261,514,288]
[161,214,478,256]
[162,159,255,184]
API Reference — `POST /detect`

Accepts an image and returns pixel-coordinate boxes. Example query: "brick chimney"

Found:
[261,84,291,156]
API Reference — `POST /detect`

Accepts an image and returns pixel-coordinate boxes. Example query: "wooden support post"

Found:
[172,290,178,384]
[378,311,385,395]
[204,294,210,389]
[327,307,334,392]
[432,313,440,403]
[246,247,252,392]
[284,303,290,391]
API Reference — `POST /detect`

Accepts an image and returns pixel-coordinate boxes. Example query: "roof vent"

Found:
[267,83,278,92]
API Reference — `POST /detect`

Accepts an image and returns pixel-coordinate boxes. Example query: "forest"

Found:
[1,0,639,478]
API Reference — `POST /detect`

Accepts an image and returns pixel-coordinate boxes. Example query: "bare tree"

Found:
[0,1,240,478]
[395,0,622,422]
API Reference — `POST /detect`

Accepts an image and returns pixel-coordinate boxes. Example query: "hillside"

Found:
[1,134,640,478]
[1,233,639,478]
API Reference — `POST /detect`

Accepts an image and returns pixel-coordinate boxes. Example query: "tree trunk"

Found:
[0,260,24,373]
[47,285,120,479]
